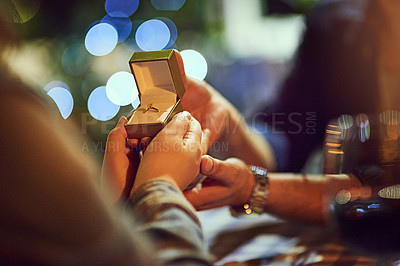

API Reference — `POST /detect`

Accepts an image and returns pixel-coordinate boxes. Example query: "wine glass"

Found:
[324,111,400,262]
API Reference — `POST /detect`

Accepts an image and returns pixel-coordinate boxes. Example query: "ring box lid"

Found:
[129,49,185,100]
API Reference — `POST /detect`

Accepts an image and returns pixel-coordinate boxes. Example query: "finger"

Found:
[109,116,128,136]
[127,138,139,148]
[174,49,186,83]
[122,150,141,198]
[184,186,231,210]
[159,111,192,139]
[200,155,242,182]
[139,137,152,151]
[201,128,210,155]
[117,116,128,127]
[182,117,202,148]
[106,116,128,152]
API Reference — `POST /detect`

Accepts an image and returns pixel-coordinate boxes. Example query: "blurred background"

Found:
[5,0,319,162]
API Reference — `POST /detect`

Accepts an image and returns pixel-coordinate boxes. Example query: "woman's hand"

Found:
[184,155,255,210]
[132,111,208,192]
[101,116,140,204]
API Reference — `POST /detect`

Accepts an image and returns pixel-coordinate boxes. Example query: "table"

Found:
[197,207,396,265]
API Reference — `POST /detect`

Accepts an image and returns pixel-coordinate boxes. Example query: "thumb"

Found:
[106,116,128,152]
[109,116,128,138]
[201,129,210,155]
[117,115,128,127]
[158,111,192,139]
[200,155,240,181]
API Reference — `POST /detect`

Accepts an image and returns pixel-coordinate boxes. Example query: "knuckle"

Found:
[195,145,202,158]
[211,160,223,176]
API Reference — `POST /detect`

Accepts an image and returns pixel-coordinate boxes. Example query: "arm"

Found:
[185,155,362,224]
[171,48,275,169]
[129,179,210,265]
[182,77,277,170]
[264,172,361,224]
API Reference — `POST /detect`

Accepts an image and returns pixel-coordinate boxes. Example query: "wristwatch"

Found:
[230,165,270,217]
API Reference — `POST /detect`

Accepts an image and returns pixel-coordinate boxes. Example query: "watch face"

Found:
[250,167,269,214]
[251,166,268,176]
[252,167,269,187]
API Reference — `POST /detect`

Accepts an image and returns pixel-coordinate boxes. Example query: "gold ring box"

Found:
[125,49,186,139]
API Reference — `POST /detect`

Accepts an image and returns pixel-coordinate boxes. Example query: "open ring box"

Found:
[125,49,186,139]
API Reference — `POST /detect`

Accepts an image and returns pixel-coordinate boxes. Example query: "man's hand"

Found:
[175,51,237,149]
[184,155,255,210]
[177,52,275,169]
[182,77,238,149]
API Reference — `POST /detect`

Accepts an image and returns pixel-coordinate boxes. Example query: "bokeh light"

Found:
[106,71,138,106]
[335,190,351,205]
[180,49,208,80]
[355,113,369,127]
[338,114,354,130]
[379,110,400,125]
[101,15,132,43]
[44,80,70,92]
[157,17,178,48]
[135,19,171,51]
[88,86,120,121]
[47,87,74,119]
[85,22,118,56]
[131,96,140,110]
[355,113,370,142]
[151,0,186,11]
[62,43,91,75]
[105,0,139,17]
[379,184,400,199]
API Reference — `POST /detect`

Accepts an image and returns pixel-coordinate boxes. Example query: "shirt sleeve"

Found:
[128,179,212,266]
[0,89,212,265]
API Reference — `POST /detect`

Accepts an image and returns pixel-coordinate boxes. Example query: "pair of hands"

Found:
[101,111,204,201]
[101,76,255,210]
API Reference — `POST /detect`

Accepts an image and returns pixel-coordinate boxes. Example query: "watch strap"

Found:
[230,165,269,216]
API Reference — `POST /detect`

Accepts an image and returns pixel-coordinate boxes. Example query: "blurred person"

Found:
[256,0,393,172]
[0,5,212,265]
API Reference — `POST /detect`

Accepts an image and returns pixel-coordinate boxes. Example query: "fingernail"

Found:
[180,111,192,120]
[118,116,127,126]
[204,128,210,138]
[204,156,213,172]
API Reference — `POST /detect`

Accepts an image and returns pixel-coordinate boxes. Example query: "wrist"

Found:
[131,174,180,195]
[230,165,270,217]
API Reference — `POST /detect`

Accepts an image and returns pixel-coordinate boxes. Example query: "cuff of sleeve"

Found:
[128,179,201,226]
